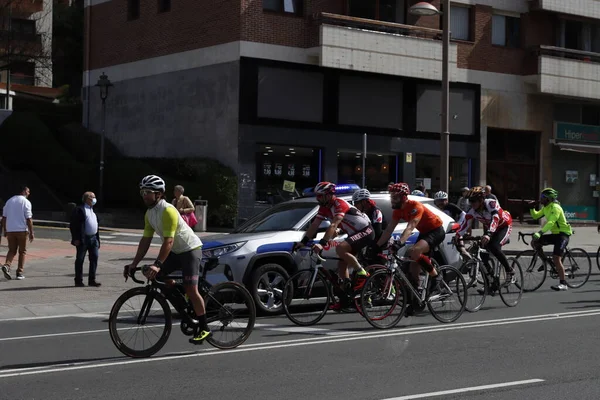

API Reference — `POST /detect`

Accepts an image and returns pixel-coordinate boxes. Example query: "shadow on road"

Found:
[0,355,126,371]
[0,285,77,291]
[560,299,600,310]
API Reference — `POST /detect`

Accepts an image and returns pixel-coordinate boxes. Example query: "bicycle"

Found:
[108,257,256,358]
[358,243,467,329]
[282,249,385,326]
[515,232,591,292]
[459,236,524,312]
[595,227,600,272]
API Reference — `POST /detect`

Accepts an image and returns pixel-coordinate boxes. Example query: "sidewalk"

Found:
[1,223,599,321]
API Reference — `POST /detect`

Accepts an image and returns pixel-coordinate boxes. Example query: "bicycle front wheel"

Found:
[283,269,330,326]
[427,265,467,323]
[596,245,600,272]
[499,257,524,307]
[515,249,547,292]
[360,269,407,329]
[108,287,172,358]
[461,259,488,313]
[563,248,592,289]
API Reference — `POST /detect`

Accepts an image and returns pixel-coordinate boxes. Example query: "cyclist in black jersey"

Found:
[434,191,466,226]
[352,188,387,241]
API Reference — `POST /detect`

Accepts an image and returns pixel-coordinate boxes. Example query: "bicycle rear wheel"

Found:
[515,249,547,292]
[204,282,256,349]
[563,248,592,289]
[461,259,488,313]
[108,287,172,358]
[283,269,330,326]
[360,269,407,329]
[427,265,467,323]
[499,257,524,307]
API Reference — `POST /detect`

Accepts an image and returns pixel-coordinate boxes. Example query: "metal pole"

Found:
[99,98,106,208]
[440,0,451,193]
[362,133,367,188]
[5,5,11,110]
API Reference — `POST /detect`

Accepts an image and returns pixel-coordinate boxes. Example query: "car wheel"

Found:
[250,263,289,315]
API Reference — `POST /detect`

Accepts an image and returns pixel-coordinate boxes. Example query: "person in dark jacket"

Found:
[69,191,101,287]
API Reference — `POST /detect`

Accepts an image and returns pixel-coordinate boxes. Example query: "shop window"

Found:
[256,144,320,204]
[416,84,475,135]
[337,151,395,192]
[581,105,600,126]
[416,155,469,198]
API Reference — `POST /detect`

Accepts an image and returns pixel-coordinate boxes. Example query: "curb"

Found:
[0,300,115,321]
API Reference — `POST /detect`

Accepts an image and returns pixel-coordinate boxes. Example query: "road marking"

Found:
[380,379,545,400]
[101,240,160,247]
[1,309,600,378]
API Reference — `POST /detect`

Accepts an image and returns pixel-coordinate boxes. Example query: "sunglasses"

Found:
[140,189,157,197]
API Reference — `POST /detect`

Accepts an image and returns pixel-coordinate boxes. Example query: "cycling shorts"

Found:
[158,249,201,285]
[345,225,375,253]
[417,226,445,249]
[538,233,570,256]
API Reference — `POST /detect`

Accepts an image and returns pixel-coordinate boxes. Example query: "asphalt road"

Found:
[34,225,161,247]
[2,273,600,400]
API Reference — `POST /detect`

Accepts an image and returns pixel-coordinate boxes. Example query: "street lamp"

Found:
[409,1,450,193]
[95,72,113,209]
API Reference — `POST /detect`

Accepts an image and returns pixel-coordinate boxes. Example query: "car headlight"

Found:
[202,242,247,258]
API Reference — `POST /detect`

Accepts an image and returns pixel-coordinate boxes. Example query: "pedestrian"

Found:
[1,185,34,280]
[485,185,498,201]
[172,185,197,228]
[457,187,470,212]
[69,191,101,287]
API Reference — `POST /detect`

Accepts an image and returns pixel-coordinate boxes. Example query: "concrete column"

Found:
[478,124,487,186]
[400,152,416,188]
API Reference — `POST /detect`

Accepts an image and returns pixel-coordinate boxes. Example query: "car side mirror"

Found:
[317,220,331,233]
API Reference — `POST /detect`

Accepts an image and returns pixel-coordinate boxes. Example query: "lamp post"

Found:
[409,1,450,193]
[95,72,113,208]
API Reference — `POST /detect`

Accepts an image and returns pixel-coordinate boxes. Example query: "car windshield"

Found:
[233,202,317,233]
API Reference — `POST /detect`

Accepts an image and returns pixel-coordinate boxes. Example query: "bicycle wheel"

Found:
[360,269,407,329]
[204,282,256,349]
[108,287,172,358]
[515,249,547,292]
[283,269,330,326]
[499,257,524,307]
[596,245,600,272]
[342,264,388,316]
[427,265,467,323]
[461,259,488,313]
[563,248,592,289]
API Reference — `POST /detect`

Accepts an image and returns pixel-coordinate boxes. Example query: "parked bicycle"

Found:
[358,243,467,329]
[515,232,591,292]
[459,236,524,312]
[108,257,256,358]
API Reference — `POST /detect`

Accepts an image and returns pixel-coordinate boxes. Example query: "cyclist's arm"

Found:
[529,207,544,220]
[304,216,323,240]
[376,217,399,248]
[372,209,383,239]
[322,214,343,242]
[155,207,178,264]
[456,213,473,237]
[399,218,420,245]
[131,214,155,268]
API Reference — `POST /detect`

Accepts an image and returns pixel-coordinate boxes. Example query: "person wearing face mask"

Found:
[69,191,101,287]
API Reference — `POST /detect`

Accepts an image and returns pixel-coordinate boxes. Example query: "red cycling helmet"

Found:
[388,182,410,196]
[314,182,336,195]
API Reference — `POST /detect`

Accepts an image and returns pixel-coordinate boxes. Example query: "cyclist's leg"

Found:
[338,226,375,291]
[484,225,512,275]
[551,234,569,290]
[178,249,210,343]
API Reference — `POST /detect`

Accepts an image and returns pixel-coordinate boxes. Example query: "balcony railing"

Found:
[315,12,443,41]
[533,45,600,63]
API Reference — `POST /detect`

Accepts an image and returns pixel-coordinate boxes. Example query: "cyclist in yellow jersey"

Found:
[529,187,572,291]
[124,175,211,343]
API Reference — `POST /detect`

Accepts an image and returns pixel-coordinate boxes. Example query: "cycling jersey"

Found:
[143,199,202,254]
[316,198,371,235]
[458,198,512,236]
[392,200,443,233]
[365,201,387,239]
[442,203,466,225]
[529,201,572,236]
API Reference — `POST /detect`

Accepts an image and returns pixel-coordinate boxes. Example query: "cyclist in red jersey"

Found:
[370,183,444,300]
[295,182,374,297]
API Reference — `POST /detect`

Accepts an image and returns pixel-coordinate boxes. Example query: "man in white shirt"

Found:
[1,186,34,280]
[69,192,101,287]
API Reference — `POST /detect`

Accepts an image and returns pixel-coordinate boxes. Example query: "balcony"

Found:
[0,0,44,14]
[529,0,600,19]
[528,45,600,100]
[315,13,458,81]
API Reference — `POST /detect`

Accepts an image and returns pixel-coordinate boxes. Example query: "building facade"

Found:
[83,0,600,222]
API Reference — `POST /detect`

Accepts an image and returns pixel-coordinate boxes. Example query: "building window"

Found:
[263,0,303,15]
[450,6,470,41]
[416,155,469,198]
[337,152,395,191]
[559,19,600,53]
[158,0,171,13]
[127,0,140,20]
[347,0,406,23]
[10,61,35,85]
[256,144,320,204]
[492,14,520,47]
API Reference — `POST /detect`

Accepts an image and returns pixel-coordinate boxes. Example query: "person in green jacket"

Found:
[529,187,572,291]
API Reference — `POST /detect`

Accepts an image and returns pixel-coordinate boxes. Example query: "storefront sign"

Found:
[555,122,600,144]
[282,180,296,193]
[287,164,295,177]
[406,153,412,163]
[302,165,311,177]
[565,170,578,183]
[263,162,272,176]
[563,205,597,221]
[274,163,282,176]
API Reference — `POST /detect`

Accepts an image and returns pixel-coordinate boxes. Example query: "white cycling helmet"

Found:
[411,190,424,196]
[352,188,371,202]
[139,175,166,192]
[434,191,448,200]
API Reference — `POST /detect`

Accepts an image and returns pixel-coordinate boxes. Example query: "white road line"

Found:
[1,310,600,378]
[102,240,160,247]
[381,379,545,399]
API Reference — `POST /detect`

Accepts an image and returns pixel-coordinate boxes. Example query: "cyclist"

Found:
[295,182,374,307]
[123,175,211,345]
[371,183,444,304]
[352,188,387,241]
[411,190,425,197]
[434,191,466,226]
[529,187,572,291]
[455,186,515,284]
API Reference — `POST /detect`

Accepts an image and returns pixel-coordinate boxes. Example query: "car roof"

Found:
[292,193,434,204]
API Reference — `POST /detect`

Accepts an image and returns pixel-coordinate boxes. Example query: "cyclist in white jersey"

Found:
[294,182,374,297]
[124,175,211,344]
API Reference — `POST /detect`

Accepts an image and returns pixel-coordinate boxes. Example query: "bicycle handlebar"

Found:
[126,265,168,286]
[294,247,327,263]
[518,231,533,246]
[460,235,483,242]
